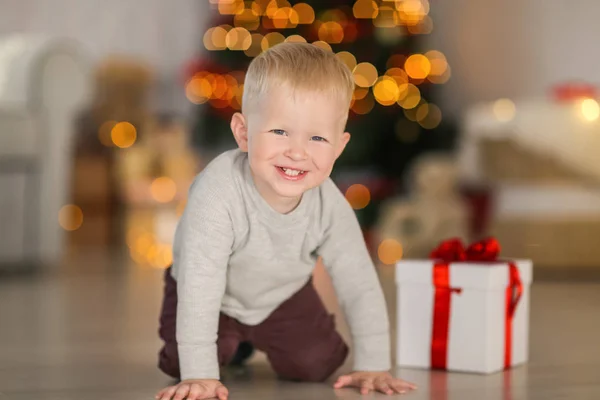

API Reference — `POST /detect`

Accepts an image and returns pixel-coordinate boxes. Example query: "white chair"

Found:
[0,34,92,269]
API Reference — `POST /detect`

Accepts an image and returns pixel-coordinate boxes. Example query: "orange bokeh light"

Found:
[345,184,371,209]
[378,239,404,265]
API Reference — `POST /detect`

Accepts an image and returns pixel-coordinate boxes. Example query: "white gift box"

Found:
[395,259,533,374]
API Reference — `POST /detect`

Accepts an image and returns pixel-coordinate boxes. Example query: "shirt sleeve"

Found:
[316,182,392,372]
[173,177,234,380]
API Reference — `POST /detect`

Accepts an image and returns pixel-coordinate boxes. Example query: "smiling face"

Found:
[231,84,350,213]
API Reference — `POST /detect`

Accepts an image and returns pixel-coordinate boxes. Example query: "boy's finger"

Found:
[394,379,417,390]
[360,381,374,395]
[216,385,229,400]
[186,384,201,400]
[173,385,189,400]
[376,382,393,396]
[160,386,177,400]
[333,375,353,388]
[390,382,408,394]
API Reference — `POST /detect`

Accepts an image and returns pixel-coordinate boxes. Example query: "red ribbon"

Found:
[429,237,523,370]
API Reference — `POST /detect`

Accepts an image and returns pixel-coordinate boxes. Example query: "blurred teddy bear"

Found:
[375,153,470,259]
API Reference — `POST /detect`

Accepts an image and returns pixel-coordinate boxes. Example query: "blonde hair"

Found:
[242,42,355,113]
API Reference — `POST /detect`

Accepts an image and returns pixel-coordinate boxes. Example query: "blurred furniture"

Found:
[0,34,92,269]
[458,99,600,268]
[70,58,154,249]
[375,153,470,259]
[116,113,200,268]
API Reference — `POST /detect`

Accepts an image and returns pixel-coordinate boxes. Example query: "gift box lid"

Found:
[395,259,533,290]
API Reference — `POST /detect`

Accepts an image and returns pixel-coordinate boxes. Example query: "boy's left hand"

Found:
[333,371,417,395]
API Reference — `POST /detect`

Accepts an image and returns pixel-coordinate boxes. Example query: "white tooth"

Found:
[283,168,302,177]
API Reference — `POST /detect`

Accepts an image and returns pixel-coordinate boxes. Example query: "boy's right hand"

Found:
[155,379,229,400]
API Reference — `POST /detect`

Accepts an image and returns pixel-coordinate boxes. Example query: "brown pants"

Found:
[158,268,349,382]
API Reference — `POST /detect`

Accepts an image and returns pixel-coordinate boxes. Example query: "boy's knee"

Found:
[285,340,349,382]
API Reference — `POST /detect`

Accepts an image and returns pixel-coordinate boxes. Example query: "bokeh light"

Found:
[403,101,422,122]
[186,74,212,104]
[373,5,399,28]
[397,83,421,109]
[251,0,267,16]
[206,74,228,100]
[293,3,315,24]
[234,8,260,30]
[416,103,442,129]
[272,7,299,29]
[345,184,371,209]
[351,92,375,114]
[126,228,145,249]
[203,26,229,51]
[245,33,264,57]
[285,34,307,43]
[353,0,379,19]
[128,229,173,269]
[353,87,369,100]
[336,51,357,71]
[261,32,286,51]
[397,0,429,26]
[378,239,404,265]
[353,62,378,87]
[266,0,292,18]
[493,98,516,122]
[405,54,431,79]
[151,177,177,203]
[58,204,83,231]
[385,67,409,85]
[318,21,345,44]
[312,41,333,52]
[427,66,451,84]
[408,15,433,34]
[373,76,400,106]
[111,122,137,148]
[581,98,600,121]
[218,0,244,15]
[226,27,252,50]
[98,120,116,146]
[425,50,448,77]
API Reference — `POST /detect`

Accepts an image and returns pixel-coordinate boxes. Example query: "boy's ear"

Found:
[231,112,249,152]
[335,131,351,159]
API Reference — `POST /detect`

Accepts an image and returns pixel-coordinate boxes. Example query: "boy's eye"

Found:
[270,129,287,136]
[311,136,328,142]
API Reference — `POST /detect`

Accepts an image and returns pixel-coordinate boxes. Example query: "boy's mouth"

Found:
[276,166,308,180]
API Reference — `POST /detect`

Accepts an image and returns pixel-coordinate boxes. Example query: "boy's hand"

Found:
[155,379,229,400]
[334,371,417,395]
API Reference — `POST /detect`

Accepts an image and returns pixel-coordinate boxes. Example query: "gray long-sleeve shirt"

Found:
[171,149,391,380]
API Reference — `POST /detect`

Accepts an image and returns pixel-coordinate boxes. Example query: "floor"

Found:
[1,251,600,400]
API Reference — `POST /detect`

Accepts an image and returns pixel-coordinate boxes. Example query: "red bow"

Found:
[430,237,501,262]
[428,237,523,370]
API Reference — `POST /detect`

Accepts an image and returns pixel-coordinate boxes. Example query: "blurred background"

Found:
[3,0,600,276]
[2,1,600,399]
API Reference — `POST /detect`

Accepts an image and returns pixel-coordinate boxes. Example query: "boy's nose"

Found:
[284,140,308,161]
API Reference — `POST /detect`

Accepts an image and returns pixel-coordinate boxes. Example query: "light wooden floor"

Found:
[1,253,599,400]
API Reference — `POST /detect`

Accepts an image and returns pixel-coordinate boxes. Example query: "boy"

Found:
[155,43,416,400]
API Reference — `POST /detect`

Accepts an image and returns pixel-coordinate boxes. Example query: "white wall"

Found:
[427,0,600,118]
[0,0,212,113]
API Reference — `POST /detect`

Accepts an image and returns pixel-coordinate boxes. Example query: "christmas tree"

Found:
[183,0,455,241]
